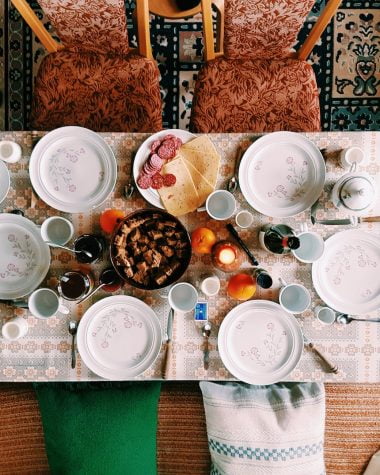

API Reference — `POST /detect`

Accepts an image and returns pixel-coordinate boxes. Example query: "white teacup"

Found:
[235,210,253,229]
[279,278,311,314]
[206,190,236,221]
[1,317,28,340]
[340,146,365,169]
[28,288,69,319]
[168,282,198,313]
[200,275,220,297]
[41,216,74,246]
[314,305,336,325]
[292,224,324,263]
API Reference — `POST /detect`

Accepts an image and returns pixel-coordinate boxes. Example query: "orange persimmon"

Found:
[191,227,217,254]
[100,209,125,234]
[227,273,256,301]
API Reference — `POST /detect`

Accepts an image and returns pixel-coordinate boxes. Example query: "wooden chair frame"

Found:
[146,0,224,54]
[200,0,342,61]
[10,0,152,58]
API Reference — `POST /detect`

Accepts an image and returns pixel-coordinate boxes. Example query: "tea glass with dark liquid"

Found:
[74,234,104,264]
[58,271,94,301]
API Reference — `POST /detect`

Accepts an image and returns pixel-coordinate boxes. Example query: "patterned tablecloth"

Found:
[0,131,379,383]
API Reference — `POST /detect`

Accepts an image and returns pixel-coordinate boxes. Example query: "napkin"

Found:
[35,382,161,475]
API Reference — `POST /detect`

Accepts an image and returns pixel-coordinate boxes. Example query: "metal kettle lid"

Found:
[339,175,375,211]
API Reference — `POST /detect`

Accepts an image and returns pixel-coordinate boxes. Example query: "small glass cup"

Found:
[58,271,94,301]
[74,234,104,264]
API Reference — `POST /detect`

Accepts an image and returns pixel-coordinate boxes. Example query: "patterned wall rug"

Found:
[0,0,379,131]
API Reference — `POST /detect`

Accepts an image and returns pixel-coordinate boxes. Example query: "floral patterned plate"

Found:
[77,295,162,380]
[0,214,50,299]
[29,126,117,213]
[239,132,325,217]
[218,300,303,385]
[312,230,380,314]
[133,129,195,209]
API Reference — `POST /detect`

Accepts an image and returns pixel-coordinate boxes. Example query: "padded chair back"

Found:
[37,0,129,55]
[223,0,315,60]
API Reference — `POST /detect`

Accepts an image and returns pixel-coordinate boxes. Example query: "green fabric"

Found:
[35,382,161,475]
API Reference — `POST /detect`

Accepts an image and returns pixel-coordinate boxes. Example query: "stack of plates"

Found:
[239,132,325,217]
[77,296,162,380]
[29,126,117,213]
[312,230,380,314]
[0,214,50,299]
[218,300,303,384]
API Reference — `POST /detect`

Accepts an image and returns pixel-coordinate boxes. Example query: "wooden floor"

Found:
[0,383,378,475]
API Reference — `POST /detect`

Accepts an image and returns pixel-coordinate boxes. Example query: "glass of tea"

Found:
[100,268,122,293]
[74,234,104,264]
[58,271,94,301]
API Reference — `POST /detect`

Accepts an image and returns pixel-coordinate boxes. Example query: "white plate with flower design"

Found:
[239,132,325,217]
[0,214,50,299]
[77,295,162,380]
[312,230,380,314]
[218,300,303,385]
[29,126,117,213]
[133,129,196,209]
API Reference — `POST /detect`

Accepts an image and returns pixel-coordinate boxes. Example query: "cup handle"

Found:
[197,206,206,212]
[299,222,308,233]
[278,277,287,288]
[59,303,70,315]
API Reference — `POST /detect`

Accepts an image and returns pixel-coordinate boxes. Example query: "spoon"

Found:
[336,314,380,324]
[202,322,212,370]
[68,320,78,369]
[226,146,244,194]
[45,241,92,259]
[76,268,121,305]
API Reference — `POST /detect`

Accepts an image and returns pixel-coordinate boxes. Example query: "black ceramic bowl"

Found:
[110,208,192,290]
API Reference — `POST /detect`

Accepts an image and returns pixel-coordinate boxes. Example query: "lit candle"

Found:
[218,247,236,265]
[211,240,243,272]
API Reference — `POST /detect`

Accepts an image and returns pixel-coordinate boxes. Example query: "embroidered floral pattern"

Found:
[240,323,286,367]
[31,51,162,133]
[325,245,378,286]
[190,58,320,133]
[224,0,315,60]
[91,308,143,349]
[38,0,130,55]
[0,234,36,279]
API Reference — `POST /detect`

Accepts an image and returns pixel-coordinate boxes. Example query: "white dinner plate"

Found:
[312,230,380,314]
[239,132,326,217]
[0,214,50,299]
[218,300,303,385]
[77,295,162,380]
[0,160,10,204]
[133,129,195,209]
[29,126,117,213]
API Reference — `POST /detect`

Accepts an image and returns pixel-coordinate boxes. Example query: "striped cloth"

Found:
[200,382,325,475]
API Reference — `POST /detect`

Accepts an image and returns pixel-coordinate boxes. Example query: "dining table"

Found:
[0,130,379,383]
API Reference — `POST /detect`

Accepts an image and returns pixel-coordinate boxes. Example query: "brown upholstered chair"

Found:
[11,0,163,132]
[190,0,342,133]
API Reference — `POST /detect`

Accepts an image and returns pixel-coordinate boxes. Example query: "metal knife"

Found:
[124,151,137,199]
[162,308,174,379]
[315,216,380,225]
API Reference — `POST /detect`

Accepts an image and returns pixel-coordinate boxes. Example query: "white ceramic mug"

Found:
[168,282,198,313]
[28,288,69,319]
[292,223,324,263]
[40,216,74,246]
[278,278,311,314]
[235,210,253,229]
[206,190,236,221]
[1,317,28,340]
[340,146,365,169]
[314,305,336,325]
[200,275,220,297]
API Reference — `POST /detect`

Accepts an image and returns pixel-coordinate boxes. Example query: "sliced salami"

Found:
[137,174,152,189]
[163,134,176,141]
[149,153,163,168]
[151,173,164,189]
[163,173,176,187]
[157,143,176,160]
[174,137,183,149]
[150,140,161,153]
